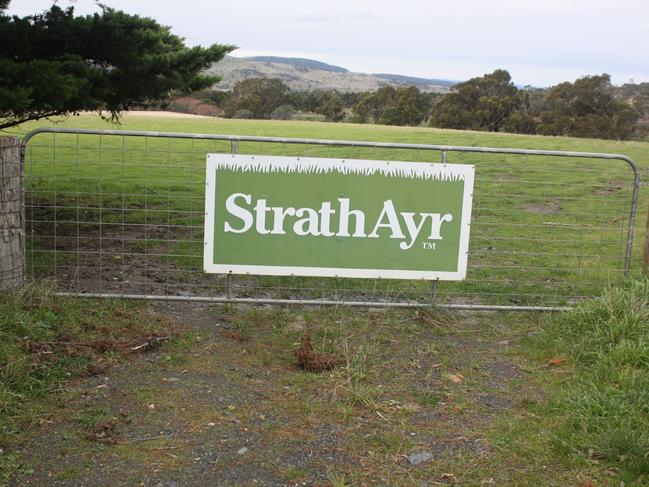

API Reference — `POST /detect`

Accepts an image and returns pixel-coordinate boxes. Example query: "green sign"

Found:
[204,155,474,280]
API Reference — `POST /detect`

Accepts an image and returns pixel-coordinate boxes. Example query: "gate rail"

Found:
[20,127,640,311]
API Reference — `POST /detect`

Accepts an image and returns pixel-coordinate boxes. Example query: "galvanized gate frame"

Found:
[20,128,641,312]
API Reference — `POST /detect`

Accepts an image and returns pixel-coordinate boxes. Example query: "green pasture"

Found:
[10,114,649,306]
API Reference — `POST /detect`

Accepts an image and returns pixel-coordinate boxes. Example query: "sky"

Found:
[7,0,649,87]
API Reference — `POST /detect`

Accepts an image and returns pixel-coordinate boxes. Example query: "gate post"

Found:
[0,136,24,290]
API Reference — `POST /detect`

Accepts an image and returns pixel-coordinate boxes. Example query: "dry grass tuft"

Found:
[295,333,343,372]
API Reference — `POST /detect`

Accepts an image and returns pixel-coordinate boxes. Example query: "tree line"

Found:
[174,70,648,140]
[430,70,642,140]
[170,79,438,126]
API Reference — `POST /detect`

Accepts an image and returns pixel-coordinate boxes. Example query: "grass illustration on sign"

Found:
[204,154,474,280]
[213,154,469,181]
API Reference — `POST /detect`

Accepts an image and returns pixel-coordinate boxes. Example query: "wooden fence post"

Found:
[0,136,24,290]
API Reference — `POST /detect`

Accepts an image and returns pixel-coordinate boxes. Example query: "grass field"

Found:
[3,114,649,485]
[11,113,649,307]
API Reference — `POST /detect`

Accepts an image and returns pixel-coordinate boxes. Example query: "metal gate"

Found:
[20,128,640,311]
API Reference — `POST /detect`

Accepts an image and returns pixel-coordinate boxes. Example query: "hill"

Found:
[206,55,454,93]
[372,73,456,88]
[243,56,349,73]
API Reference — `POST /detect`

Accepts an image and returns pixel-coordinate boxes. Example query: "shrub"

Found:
[270,104,296,120]
[232,109,254,119]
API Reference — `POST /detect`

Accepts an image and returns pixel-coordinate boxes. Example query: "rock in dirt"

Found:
[286,316,307,332]
[237,447,249,455]
[407,451,433,465]
[445,373,465,384]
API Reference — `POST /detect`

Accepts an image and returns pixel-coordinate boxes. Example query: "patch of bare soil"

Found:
[164,98,223,117]
[525,199,561,214]
[28,201,222,296]
[592,179,626,195]
[6,304,547,486]
[93,110,215,119]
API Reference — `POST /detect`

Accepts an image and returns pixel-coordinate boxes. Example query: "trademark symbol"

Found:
[422,242,436,250]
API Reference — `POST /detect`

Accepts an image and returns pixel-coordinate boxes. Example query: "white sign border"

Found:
[204,154,474,280]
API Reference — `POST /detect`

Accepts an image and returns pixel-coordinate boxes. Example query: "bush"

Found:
[232,109,254,119]
[270,104,296,120]
[206,90,227,105]
[166,101,191,114]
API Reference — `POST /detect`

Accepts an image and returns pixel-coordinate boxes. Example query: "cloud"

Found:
[293,11,374,23]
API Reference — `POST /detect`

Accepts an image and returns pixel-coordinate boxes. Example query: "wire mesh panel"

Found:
[21,128,639,310]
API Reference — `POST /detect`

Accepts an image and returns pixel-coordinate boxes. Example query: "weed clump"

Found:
[295,333,343,372]
[74,405,124,444]
[219,320,251,342]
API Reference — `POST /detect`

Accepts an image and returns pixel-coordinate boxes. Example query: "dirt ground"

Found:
[118,111,214,119]
[4,300,574,487]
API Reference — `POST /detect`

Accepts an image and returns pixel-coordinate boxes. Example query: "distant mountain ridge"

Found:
[206,55,455,93]
[243,56,349,74]
[372,73,456,88]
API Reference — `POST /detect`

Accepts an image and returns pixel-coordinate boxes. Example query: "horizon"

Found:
[7,0,649,87]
